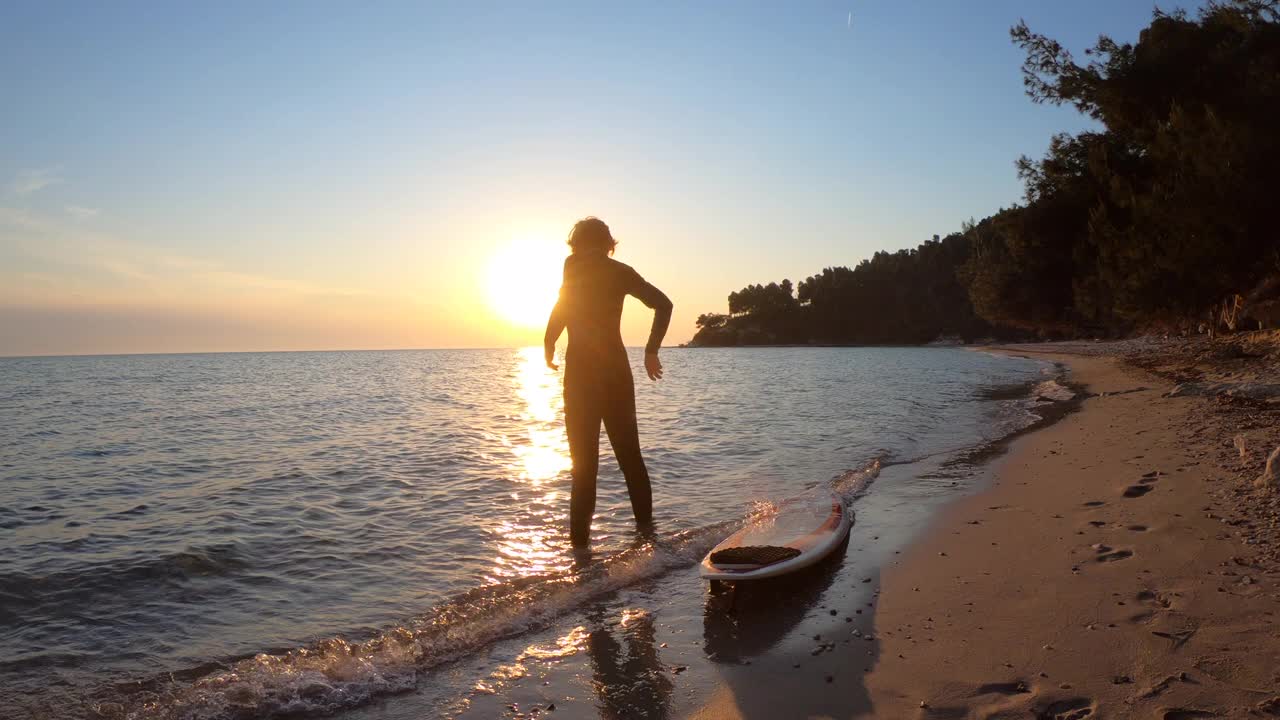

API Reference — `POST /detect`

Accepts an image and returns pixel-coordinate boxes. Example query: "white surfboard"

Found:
[699,492,852,581]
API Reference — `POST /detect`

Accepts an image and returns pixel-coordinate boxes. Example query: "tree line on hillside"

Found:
[691,1,1280,347]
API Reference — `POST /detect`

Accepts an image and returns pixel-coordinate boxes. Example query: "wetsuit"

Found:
[544,253,673,546]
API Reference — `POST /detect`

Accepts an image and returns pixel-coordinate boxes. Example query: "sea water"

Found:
[0,347,1063,718]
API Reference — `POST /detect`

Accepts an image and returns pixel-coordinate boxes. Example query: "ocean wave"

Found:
[81,460,883,720]
[4,348,1043,718]
[831,458,881,498]
[975,379,1039,401]
[1031,378,1076,403]
[0,544,249,621]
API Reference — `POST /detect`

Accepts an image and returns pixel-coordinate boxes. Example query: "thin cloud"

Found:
[10,168,62,196]
[2,204,366,305]
[65,205,100,219]
[0,206,48,232]
[97,258,155,283]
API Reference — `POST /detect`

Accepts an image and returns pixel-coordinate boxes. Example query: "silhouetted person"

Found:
[544,217,672,547]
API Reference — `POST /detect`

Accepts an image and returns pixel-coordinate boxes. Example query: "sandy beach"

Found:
[689,341,1280,719]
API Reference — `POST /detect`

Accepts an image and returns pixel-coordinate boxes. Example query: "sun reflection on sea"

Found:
[487,347,573,581]
[472,625,590,695]
[510,347,571,484]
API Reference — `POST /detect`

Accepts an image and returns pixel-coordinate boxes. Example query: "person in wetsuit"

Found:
[543,217,673,547]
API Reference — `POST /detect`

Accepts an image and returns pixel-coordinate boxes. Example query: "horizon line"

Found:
[0,345,680,361]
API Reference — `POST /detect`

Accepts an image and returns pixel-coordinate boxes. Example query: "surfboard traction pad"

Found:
[708,545,802,567]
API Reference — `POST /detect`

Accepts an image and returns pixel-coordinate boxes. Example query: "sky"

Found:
[0,1,1200,356]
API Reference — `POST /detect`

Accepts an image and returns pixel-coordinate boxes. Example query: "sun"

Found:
[485,237,565,328]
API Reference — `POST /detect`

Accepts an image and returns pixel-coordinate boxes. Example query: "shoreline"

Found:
[443,350,1087,720]
[859,349,1280,718]
[333,348,1073,720]
[48,342,1280,719]
[688,346,1280,718]
[10,347,1068,720]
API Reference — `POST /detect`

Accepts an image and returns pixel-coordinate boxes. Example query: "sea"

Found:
[0,347,1071,719]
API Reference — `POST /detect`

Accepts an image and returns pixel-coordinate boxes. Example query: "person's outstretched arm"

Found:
[544,299,565,371]
[629,275,673,381]
[545,263,568,370]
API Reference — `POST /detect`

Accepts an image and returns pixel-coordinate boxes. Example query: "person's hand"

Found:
[545,348,558,371]
[644,352,663,381]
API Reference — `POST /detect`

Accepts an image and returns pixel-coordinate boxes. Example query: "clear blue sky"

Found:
[0,1,1198,355]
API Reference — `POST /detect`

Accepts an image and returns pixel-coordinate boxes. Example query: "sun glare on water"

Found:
[485,237,564,328]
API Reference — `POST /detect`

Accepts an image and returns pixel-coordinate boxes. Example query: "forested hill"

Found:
[690,2,1280,348]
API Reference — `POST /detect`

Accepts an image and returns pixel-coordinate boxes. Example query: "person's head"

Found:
[567,217,617,256]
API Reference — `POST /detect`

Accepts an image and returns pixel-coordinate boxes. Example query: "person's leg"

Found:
[602,374,653,527]
[564,377,602,547]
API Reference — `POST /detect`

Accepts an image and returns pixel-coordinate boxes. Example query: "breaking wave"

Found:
[78,462,882,720]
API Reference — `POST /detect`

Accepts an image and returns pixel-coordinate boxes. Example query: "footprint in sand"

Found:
[1123,484,1154,498]
[1097,548,1134,562]
[1035,697,1096,719]
[1161,710,1217,719]
[1137,589,1173,608]
[1129,589,1174,623]
[1083,501,1107,507]
[1128,524,1149,532]
[972,681,1031,696]
[1152,629,1196,649]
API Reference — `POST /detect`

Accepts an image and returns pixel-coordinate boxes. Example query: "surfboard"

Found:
[699,491,852,581]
